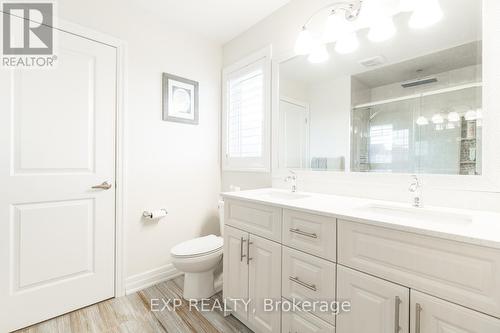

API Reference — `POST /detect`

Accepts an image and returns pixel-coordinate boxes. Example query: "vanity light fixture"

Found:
[295,0,443,63]
[294,27,314,55]
[323,11,351,43]
[409,0,444,29]
[367,15,396,42]
[335,31,359,54]
[308,42,330,63]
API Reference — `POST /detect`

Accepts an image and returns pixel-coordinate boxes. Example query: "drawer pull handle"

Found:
[240,237,247,262]
[415,303,422,333]
[394,296,401,333]
[289,276,317,291]
[289,228,318,239]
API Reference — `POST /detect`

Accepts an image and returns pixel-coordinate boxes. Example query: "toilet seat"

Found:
[171,235,223,258]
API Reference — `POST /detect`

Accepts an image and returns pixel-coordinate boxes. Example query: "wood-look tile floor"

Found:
[15,279,253,333]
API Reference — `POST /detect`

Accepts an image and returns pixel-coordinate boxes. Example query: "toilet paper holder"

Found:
[143,209,168,219]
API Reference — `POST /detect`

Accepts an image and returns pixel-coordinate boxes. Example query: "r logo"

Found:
[2,2,53,55]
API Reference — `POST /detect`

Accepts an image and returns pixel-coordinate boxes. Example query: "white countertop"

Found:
[221,188,500,249]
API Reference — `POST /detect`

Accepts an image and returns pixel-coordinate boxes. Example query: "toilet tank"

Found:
[218,199,224,237]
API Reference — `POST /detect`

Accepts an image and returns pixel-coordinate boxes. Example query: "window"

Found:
[222,48,271,171]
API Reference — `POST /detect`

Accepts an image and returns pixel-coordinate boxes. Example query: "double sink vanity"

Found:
[221,188,500,333]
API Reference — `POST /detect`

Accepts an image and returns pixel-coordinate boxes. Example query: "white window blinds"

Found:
[227,68,264,158]
[222,48,271,172]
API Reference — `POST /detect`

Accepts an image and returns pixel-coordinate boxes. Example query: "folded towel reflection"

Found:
[311,156,345,171]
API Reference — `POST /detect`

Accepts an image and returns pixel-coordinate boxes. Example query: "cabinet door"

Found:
[223,225,249,320]
[248,234,282,333]
[411,290,500,333]
[337,266,409,333]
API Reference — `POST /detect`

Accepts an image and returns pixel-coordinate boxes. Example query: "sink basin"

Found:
[357,204,472,225]
[260,191,310,200]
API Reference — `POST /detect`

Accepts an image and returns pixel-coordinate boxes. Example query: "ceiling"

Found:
[280,0,482,86]
[130,0,291,44]
[353,41,482,88]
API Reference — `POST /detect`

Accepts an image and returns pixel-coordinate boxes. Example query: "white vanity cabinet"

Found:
[221,195,500,333]
[223,225,249,319]
[338,220,500,318]
[282,303,335,333]
[223,225,281,333]
[225,199,282,242]
[336,265,409,333]
[410,291,500,333]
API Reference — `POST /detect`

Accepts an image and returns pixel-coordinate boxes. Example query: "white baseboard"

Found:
[125,263,182,295]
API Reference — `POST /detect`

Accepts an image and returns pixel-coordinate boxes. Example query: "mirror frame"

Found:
[271,0,500,193]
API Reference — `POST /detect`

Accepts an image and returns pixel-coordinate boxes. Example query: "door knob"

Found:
[92,181,112,190]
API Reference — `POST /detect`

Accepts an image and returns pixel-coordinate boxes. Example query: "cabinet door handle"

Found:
[247,241,253,265]
[415,303,422,333]
[289,276,317,291]
[240,237,247,262]
[394,296,401,333]
[289,228,318,238]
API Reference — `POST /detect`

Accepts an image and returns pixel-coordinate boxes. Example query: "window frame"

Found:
[222,46,272,172]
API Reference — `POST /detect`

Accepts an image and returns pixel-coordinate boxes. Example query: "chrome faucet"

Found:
[284,170,297,193]
[409,175,423,208]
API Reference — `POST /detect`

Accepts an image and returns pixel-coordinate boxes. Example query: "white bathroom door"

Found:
[279,98,309,169]
[0,26,117,332]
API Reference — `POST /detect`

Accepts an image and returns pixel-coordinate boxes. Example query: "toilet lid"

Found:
[171,235,223,257]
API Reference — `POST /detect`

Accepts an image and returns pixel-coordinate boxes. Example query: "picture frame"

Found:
[162,73,199,125]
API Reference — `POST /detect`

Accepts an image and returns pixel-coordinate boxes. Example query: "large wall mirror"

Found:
[277,0,482,176]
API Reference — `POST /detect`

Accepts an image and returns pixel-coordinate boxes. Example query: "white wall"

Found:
[59,0,222,285]
[280,78,308,101]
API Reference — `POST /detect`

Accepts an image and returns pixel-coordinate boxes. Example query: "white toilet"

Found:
[170,201,224,300]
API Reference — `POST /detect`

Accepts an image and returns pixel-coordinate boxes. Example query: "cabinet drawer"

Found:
[282,209,336,261]
[338,220,500,318]
[282,299,335,333]
[224,199,282,242]
[411,291,500,333]
[282,246,336,324]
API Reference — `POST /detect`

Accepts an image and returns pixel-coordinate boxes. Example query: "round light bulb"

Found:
[431,113,444,124]
[416,116,429,126]
[294,28,313,55]
[447,111,460,122]
[308,42,330,64]
[409,0,443,29]
[465,110,477,121]
[335,32,359,54]
[368,16,396,42]
[323,12,351,43]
